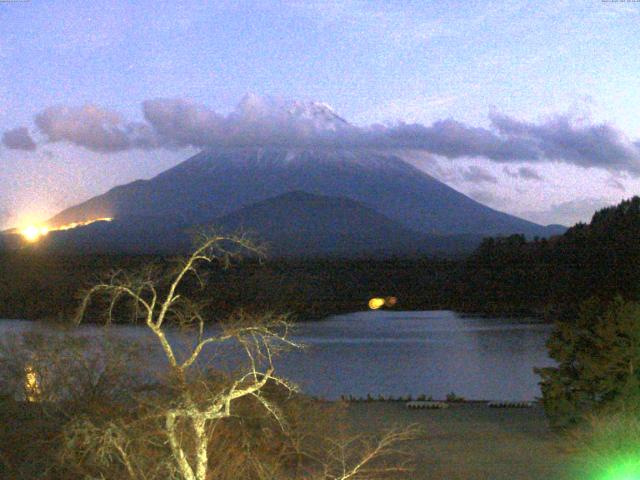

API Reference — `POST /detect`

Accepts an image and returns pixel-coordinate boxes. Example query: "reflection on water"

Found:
[0,310,553,401]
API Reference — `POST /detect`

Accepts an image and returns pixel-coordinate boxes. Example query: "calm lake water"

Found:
[0,310,553,401]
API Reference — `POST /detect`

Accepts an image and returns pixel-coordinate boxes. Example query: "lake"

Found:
[0,310,553,401]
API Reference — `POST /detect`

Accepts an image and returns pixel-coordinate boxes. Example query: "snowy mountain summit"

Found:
[286,100,349,132]
[234,94,351,140]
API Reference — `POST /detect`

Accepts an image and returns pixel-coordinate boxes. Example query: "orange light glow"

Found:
[21,225,49,242]
[19,217,113,242]
[368,296,398,310]
[53,217,113,232]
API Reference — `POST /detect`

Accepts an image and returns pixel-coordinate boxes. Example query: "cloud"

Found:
[503,166,543,181]
[6,95,640,177]
[363,119,539,160]
[489,112,640,175]
[517,166,543,180]
[467,189,508,208]
[42,149,56,160]
[34,104,158,152]
[2,127,36,150]
[142,95,351,149]
[141,98,222,148]
[606,176,626,192]
[461,165,498,184]
[518,197,616,226]
[409,156,459,184]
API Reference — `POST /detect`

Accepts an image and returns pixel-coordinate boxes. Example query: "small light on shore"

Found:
[368,298,385,310]
[368,297,398,310]
[24,364,41,402]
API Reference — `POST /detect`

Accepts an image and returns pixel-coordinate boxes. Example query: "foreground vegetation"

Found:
[2,393,571,480]
[0,233,417,479]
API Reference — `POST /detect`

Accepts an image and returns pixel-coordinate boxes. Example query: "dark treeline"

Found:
[0,252,458,321]
[2,196,640,322]
[454,196,640,318]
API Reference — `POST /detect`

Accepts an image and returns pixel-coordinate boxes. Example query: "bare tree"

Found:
[312,427,418,480]
[72,232,417,480]
[75,233,301,480]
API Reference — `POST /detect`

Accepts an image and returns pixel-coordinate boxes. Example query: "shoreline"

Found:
[0,306,551,324]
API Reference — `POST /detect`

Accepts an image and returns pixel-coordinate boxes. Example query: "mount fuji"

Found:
[36,100,564,256]
[49,147,560,231]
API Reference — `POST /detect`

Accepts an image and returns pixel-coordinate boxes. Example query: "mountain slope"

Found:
[48,147,562,238]
[212,191,422,257]
[33,215,192,254]
[30,191,486,257]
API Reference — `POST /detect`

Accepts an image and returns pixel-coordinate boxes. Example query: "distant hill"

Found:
[211,191,421,257]
[48,147,564,239]
[212,191,484,258]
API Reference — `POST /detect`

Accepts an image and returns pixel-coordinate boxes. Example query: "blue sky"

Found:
[1,0,640,228]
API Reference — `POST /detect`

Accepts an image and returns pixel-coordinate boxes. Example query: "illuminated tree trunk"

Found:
[193,414,208,480]
[166,412,196,480]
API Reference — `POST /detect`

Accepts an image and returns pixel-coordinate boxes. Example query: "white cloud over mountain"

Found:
[5,95,640,176]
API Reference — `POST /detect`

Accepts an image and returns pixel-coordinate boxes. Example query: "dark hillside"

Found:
[453,196,640,317]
